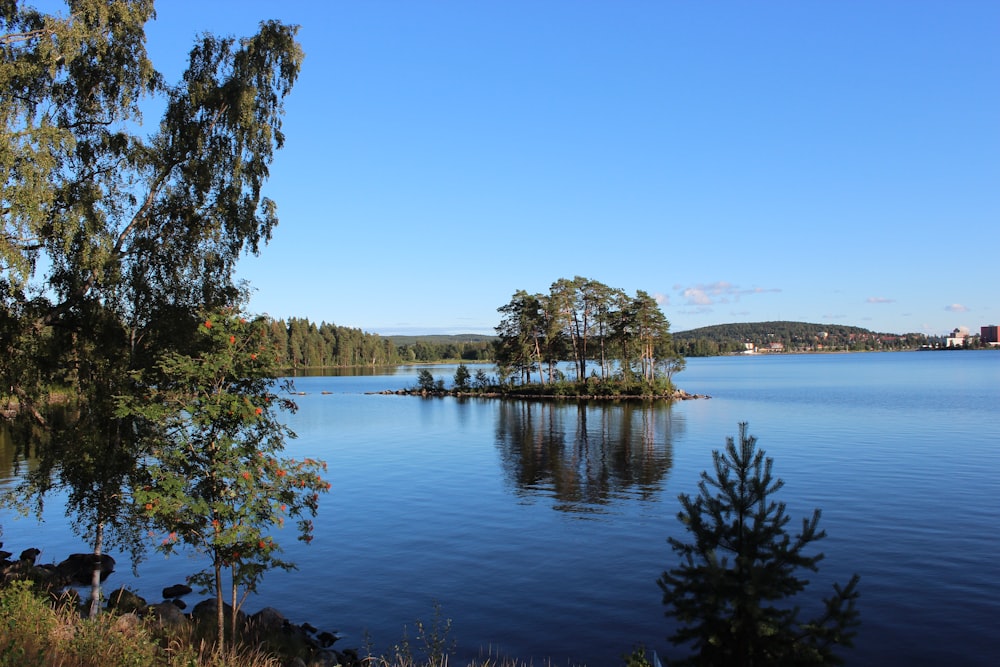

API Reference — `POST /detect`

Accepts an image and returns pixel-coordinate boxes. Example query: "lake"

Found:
[2,351,999,665]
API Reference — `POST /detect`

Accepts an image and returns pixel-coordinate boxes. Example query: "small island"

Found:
[375,277,699,401]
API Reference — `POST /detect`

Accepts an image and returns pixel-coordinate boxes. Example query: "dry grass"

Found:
[0,580,282,667]
[0,581,589,667]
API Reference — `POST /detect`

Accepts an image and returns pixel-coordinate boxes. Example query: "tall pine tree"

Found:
[658,423,860,666]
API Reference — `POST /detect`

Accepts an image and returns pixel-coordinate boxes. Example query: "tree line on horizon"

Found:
[673,321,929,356]
[267,318,493,370]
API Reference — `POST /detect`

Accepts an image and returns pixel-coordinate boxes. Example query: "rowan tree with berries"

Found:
[120,309,329,646]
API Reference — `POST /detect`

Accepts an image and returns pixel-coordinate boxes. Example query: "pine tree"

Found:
[658,423,860,666]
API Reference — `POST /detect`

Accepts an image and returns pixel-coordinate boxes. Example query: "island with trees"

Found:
[384,277,693,401]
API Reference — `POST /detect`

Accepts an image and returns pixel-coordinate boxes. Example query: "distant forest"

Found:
[673,321,926,356]
[268,317,930,369]
[267,318,493,370]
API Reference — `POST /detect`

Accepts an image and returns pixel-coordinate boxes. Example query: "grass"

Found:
[0,581,589,667]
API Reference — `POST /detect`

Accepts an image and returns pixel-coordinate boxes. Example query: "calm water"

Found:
[2,351,999,665]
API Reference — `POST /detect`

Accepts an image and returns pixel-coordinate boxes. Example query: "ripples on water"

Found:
[2,352,998,665]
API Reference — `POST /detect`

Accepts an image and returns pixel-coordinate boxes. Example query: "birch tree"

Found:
[1,0,303,612]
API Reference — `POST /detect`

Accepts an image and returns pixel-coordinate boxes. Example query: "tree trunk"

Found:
[230,573,239,647]
[215,558,225,648]
[89,521,104,618]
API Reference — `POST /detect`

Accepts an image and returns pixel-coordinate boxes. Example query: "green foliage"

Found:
[391,334,495,363]
[415,369,437,392]
[622,645,657,667]
[453,364,471,391]
[0,580,160,667]
[673,321,927,355]
[658,423,860,666]
[495,278,681,388]
[263,320,495,369]
[119,309,329,648]
[1,0,305,618]
[473,368,491,390]
[280,317,403,368]
[0,580,55,666]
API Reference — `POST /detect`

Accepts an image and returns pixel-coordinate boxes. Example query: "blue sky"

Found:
[108,2,1000,334]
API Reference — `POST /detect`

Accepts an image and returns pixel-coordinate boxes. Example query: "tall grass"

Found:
[0,580,280,667]
[0,581,588,667]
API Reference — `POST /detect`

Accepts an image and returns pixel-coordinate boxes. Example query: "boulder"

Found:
[56,553,115,585]
[249,606,286,634]
[112,612,142,635]
[191,598,247,628]
[317,630,341,647]
[162,583,192,599]
[106,586,147,614]
[147,601,188,630]
[18,548,41,564]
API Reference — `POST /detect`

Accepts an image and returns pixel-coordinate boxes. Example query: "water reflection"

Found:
[495,400,682,514]
[0,417,47,485]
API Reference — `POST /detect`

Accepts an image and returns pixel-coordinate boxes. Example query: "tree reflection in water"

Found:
[494,400,682,514]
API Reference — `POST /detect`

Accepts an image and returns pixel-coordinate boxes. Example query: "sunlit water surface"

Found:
[2,351,998,665]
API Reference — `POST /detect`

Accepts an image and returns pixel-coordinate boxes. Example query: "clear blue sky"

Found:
[103,2,1000,335]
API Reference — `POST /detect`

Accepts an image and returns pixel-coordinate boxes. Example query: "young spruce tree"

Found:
[658,423,860,666]
[120,309,329,648]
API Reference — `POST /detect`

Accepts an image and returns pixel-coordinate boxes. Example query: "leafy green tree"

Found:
[473,368,490,390]
[119,310,328,648]
[630,290,672,384]
[549,276,595,380]
[658,423,860,666]
[494,278,679,392]
[1,1,303,612]
[453,363,471,391]
[656,352,686,390]
[415,369,437,392]
[494,290,545,385]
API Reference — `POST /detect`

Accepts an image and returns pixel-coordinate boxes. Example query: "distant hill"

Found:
[384,333,497,346]
[673,321,924,355]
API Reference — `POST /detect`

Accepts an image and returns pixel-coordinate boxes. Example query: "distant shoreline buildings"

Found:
[942,325,999,348]
[980,325,999,346]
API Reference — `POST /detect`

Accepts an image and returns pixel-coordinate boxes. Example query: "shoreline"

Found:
[368,388,710,401]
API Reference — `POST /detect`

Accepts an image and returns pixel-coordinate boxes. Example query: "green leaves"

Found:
[495,278,679,391]
[120,309,328,646]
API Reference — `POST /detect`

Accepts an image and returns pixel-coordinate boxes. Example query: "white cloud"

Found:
[945,303,970,313]
[679,281,780,306]
[682,287,714,306]
[866,297,895,304]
